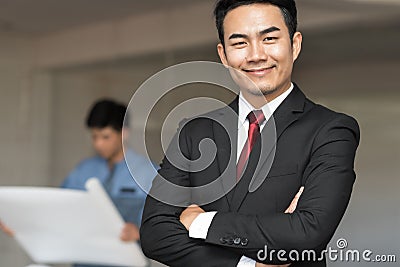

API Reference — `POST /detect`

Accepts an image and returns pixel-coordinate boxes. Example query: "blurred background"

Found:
[0,0,399,266]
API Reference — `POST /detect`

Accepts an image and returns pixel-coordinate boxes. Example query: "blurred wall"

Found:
[0,1,399,266]
[0,30,54,267]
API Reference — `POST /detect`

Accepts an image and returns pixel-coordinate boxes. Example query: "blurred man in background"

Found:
[1,99,157,267]
[61,99,157,267]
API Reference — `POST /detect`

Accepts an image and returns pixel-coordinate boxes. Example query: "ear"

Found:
[217,43,229,67]
[292,31,303,62]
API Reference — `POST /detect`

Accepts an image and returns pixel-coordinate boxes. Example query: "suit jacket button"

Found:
[234,237,241,245]
[241,238,248,246]
[227,237,234,245]
[219,237,227,244]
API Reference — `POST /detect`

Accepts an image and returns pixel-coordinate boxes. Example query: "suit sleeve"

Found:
[205,114,360,263]
[140,120,242,267]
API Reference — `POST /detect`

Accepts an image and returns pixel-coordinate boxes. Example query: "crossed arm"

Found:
[179,187,304,267]
[141,175,305,266]
[180,187,304,232]
[140,114,359,266]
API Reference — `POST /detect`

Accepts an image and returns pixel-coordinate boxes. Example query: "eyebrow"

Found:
[259,26,280,35]
[228,26,281,40]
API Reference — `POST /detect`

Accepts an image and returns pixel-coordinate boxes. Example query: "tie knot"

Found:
[247,110,265,125]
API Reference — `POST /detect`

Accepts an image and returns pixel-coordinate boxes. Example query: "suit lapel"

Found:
[230,85,307,211]
[211,98,238,209]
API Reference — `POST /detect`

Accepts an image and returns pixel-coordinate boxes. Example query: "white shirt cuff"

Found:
[188,211,217,239]
[237,256,256,266]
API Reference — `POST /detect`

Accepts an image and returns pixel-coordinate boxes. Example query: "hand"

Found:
[254,188,303,267]
[179,204,205,231]
[120,223,140,242]
[0,220,14,237]
[256,263,290,267]
[284,186,304,214]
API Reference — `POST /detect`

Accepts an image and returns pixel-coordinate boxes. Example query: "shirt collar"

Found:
[238,83,294,125]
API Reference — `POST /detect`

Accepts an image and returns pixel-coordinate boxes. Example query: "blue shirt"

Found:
[61,149,157,267]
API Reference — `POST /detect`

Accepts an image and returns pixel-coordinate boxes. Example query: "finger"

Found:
[120,228,134,241]
[285,198,297,213]
[296,186,304,198]
[120,232,126,240]
[4,228,14,236]
[285,199,297,213]
[285,186,304,214]
[120,228,127,238]
[291,186,304,203]
[188,204,203,212]
[181,205,196,214]
[284,206,293,214]
[0,224,14,237]
[184,204,204,214]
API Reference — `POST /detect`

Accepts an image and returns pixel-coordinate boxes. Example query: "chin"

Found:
[247,85,277,97]
[98,153,110,160]
[261,87,278,96]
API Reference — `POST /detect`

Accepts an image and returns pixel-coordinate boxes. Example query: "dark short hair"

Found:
[214,0,297,46]
[86,99,127,131]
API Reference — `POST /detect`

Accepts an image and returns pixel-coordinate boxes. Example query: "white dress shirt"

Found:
[189,84,294,266]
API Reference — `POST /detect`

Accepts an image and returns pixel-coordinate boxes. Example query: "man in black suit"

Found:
[140,0,360,266]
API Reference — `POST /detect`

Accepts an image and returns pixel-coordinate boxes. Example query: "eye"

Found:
[263,37,277,42]
[232,41,247,47]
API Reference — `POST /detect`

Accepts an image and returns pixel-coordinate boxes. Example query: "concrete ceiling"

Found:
[0,0,399,35]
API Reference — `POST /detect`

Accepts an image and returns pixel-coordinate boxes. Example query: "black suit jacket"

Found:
[141,85,360,266]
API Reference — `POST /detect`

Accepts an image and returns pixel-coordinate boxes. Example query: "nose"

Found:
[93,138,104,151]
[246,42,267,62]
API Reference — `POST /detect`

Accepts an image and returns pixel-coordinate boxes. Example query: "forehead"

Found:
[223,3,286,34]
[90,127,119,135]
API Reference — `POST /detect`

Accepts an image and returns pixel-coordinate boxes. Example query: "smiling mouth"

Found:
[243,66,275,76]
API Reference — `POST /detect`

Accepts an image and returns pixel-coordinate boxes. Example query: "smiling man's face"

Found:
[217,3,302,102]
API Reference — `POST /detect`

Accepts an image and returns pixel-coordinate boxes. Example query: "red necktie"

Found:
[237,110,265,181]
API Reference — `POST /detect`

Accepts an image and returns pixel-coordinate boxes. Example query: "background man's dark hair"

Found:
[86,99,128,131]
[214,0,297,46]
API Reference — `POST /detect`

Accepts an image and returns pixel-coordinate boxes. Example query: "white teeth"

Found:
[245,67,271,72]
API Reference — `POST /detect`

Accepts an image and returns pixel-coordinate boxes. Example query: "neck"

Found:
[107,149,124,169]
[241,83,292,108]
[241,91,268,109]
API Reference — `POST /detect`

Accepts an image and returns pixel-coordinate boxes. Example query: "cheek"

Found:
[268,45,290,62]
[111,137,123,149]
[93,139,103,150]
[225,49,247,66]
[104,139,117,150]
